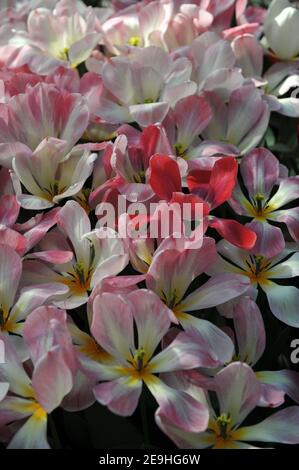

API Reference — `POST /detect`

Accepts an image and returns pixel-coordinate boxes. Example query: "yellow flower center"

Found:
[174,142,187,158]
[13,398,47,421]
[244,255,271,285]
[160,289,180,310]
[63,262,92,295]
[0,306,13,333]
[119,347,153,380]
[128,36,141,47]
[43,180,67,202]
[133,170,146,184]
[216,413,232,440]
[57,47,70,61]
[248,193,274,221]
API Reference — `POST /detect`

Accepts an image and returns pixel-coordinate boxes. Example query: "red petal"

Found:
[209,217,257,249]
[149,154,182,201]
[187,168,212,192]
[170,192,210,217]
[207,157,238,208]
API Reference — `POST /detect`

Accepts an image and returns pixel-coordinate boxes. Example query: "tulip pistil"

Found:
[217,413,231,440]
[133,347,146,371]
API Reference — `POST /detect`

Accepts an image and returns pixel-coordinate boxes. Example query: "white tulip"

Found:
[264,0,299,60]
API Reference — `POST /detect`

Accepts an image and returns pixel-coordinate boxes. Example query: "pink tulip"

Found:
[91,288,210,432]
[22,200,128,308]
[0,306,77,448]
[157,362,299,448]
[208,240,299,327]
[0,82,89,168]
[229,147,299,257]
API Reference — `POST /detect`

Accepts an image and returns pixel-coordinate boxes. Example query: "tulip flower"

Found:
[0,306,77,449]
[225,296,299,407]
[90,288,214,432]
[0,82,89,168]
[95,46,196,127]
[0,244,68,353]
[156,362,299,448]
[264,0,299,60]
[2,0,102,74]
[149,153,257,249]
[229,147,299,257]
[207,240,299,327]
[202,84,270,154]
[11,137,97,210]
[22,200,128,308]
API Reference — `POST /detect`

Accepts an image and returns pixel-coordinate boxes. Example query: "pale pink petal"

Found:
[257,370,299,405]
[161,81,197,107]
[0,194,19,227]
[178,314,234,366]
[150,330,220,372]
[240,147,279,197]
[61,370,95,412]
[274,207,299,241]
[258,383,285,408]
[179,274,250,312]
[127,289,172,358]
[22,207,60,253]
[0,333,32,398]
[174,95,212,147]
[191,32,235,87]
[57,200,91,267]
[1,83,89,153]
[102,60,134,104]
[262,281,299,327]
[68,33,101,68]
[202,68,244,102]
[236,407,299,444]
[16,194,54,210]
[23,305,76,371]
[0,225,27,254]
[8,412,49,449]
[147,237,216,307]
[267,252,299,278]
[25,250,73,264]
[227,85,270,153]
[93,376,142,416]
[84,229,128,288]
[32,347,73,413]
[129,102,169,127]
[0,244,22,312]
[145,375,209,433]
[91,293,134,363]
[233,297,265,366]
[214,362,261,427]
[10,283,69,324]
[248,220,285,258]
[269,177,299,209]
[232,34,263,77]
[155,413,214,449]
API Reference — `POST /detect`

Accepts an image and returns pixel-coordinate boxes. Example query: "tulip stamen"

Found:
[217,413,231,440]
[128,36,141,47]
